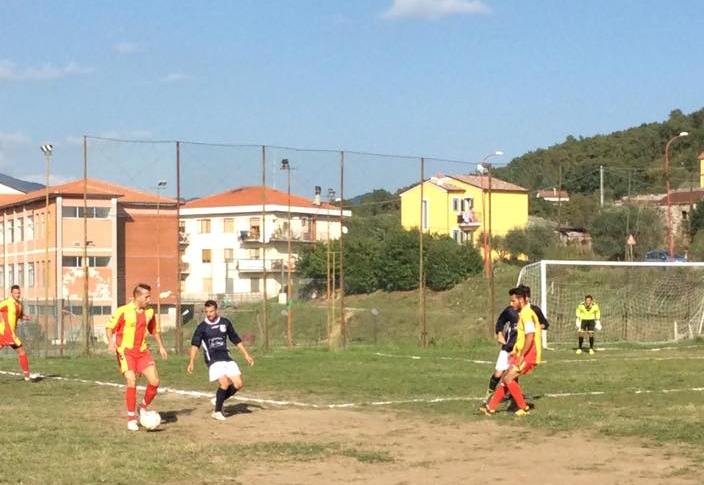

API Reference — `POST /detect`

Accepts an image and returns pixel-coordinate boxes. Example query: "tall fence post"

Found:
[339,151,346,348]
[175,141,183,354]
[261,145,269,352]
[419,157,427,348]
[82,135,91,356]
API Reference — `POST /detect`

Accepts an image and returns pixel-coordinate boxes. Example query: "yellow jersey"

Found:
[576,302,600,321]
[513,305,542,364]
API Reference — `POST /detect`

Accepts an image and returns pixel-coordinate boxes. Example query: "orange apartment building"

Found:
[0,178,178,341]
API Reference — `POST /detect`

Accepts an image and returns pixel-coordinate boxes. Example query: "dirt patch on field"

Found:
[158,395,698,485]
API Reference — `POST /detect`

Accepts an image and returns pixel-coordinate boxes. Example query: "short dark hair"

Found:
[509,287,528,299]
[585,294,593,300]
[10,285,20,292]
[518,284,531,298]
[204,299,218,309]
[133,283,151,297]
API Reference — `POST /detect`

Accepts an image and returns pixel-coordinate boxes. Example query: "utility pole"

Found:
[261,146,269,352]
[419,157,427,348]
[82,136,90,355]
[600,165,604,207]
[556,163,563,231]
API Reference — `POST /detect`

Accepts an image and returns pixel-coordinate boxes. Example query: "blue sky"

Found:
[0,0,702,198]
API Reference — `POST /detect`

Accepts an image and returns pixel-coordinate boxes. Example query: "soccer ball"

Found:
[139,411,161,431]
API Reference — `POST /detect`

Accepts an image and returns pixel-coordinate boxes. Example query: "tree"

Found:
[588,206,664,260]
[502,224,560,262]
[689,202,704,237]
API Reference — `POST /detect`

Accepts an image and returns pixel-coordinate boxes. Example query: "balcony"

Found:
[457,212,481,230]
[179,232,190,246]
[270,226,316,244]
[239,229,262,243]
[180,262,191,274]
[237,258,293,273]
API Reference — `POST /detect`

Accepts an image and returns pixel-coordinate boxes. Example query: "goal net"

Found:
[517,260,704,344]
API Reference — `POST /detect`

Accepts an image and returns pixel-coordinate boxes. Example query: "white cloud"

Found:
[113,42,139,54]
[0,131,31,146]
[0,60,93,81]
[383,0,490,19]
[160,72,191,83]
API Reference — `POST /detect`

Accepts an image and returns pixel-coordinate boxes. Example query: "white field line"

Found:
[373,351,704,366]
[2,369,704,409]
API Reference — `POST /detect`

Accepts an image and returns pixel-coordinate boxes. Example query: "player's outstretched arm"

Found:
[106,328,116,353]
[153,332,168,360]
[186,345,199,374]
[236,342,254,366]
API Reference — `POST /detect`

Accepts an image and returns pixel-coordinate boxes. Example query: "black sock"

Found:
[488,375,500,392]
[578,336,584,349]
[589,336,594,349]
[225,384,237,399]
[215,387,228,412]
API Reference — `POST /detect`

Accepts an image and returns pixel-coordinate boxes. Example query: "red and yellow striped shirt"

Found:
[106,302,158,352]
[0,297,23,346]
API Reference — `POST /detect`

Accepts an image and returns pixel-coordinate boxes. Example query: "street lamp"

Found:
[665,132,689,259]
[280,159,293,347]
[479,150,503,338]
[40,144,52,356]
[155,180,167,330]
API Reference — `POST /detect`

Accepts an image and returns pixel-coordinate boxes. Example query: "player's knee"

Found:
[233,378,244,390]
[17,348,26,357]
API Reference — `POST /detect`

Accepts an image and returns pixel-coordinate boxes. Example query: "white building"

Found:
[179,186,351,302]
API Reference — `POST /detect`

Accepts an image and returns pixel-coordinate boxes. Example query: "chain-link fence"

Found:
[1,135,506,358]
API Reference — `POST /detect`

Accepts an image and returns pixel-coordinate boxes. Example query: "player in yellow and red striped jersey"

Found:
[0,285,34,381]
[481,286,541,416]
[106,283,168,431]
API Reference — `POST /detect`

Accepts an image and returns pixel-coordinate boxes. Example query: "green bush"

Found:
[502,224,560,262]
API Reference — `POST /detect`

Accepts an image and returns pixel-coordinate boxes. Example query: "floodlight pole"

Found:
[41,144,52,357]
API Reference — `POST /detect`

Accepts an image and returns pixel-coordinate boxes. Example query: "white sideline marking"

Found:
[373,351,703,366]
[3,369,704,409]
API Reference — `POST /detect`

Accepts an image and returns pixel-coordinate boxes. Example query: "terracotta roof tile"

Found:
[0,178,176,209]
[447,174,527,192]
[184,186,333,209]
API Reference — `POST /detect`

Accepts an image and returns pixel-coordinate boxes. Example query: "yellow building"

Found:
[400,174,528,245]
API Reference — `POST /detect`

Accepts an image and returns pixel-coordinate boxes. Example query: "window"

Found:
[63,256,81,267]
[26,216,34,240]
[62,206,110,218]
[452,198,460,212]
[27,263,34,287]
[14,218,23,242]
[7,219,13,244]
[249,248,260,259]
[203,277,212,294]
[422,200,428,230]
[198,219,211,234]
[250,277,260,294]
[7,265,13,285]
[17,263,24,287]
[223,218,235,233]
[462,198,474,211]
[452,230,460,243]
[90,306,112,316]
[202,249,212,263]
[63,256,110,267]
[0,265,4,288]
[224,248,234,263]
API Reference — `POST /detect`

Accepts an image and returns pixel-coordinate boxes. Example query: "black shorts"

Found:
[0,343,22,350]
[580,320,595,332]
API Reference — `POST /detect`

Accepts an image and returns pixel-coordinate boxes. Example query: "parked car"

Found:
[644,249,687,262]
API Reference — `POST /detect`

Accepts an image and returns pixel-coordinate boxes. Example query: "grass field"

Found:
[2,338,704,484]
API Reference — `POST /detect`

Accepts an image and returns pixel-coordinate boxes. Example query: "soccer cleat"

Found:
[479,404,495,416]
[575,349,583,355]
[127,420,139,431]
[589,348,595,355]
[23,375,30,382]
[514,408,530,417]
[211,411,226,421]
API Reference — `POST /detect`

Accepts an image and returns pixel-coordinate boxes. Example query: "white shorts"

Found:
[495,350,510,372]
[208,360,242,382]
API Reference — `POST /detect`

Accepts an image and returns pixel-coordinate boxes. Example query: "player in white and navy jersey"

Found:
[187,300,254,420]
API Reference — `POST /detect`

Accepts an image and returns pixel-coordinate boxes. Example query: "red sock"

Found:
[18,353,29,375]
[506,380,528,410]
[141,384,158,408]
[488,384,506,411]
[125,387,137,420]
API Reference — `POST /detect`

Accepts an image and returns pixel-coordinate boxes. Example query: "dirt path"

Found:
[163,397,698,485]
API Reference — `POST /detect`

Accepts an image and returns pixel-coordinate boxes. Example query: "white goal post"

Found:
[517,260,704,345]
